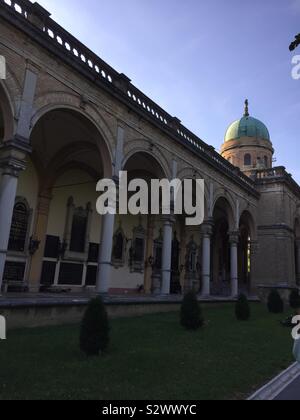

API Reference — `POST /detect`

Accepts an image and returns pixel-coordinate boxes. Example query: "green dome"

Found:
[225,101,270,142]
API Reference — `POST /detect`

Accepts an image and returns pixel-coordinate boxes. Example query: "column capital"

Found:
[201,220,214,237]
[0,136,31,177]
[162,214,175,226]
[229,231,240,245]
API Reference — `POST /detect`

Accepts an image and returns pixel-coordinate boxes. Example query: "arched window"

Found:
[244,154,252,166]
[264,156,269,168]
[130,224,145,273]
[8,200,30,252]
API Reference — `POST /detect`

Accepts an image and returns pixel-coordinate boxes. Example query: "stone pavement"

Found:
[275,375,300,400]
[248,362,300,400]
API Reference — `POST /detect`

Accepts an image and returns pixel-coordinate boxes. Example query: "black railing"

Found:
[0,0,258,194]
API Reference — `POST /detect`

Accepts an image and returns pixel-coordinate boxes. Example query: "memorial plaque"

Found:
[44,235,60,258]
[3,261,25,283]
[70,212,87,253]
[40,261,56,286]
[86,265,97,286]
[58,263,83,285]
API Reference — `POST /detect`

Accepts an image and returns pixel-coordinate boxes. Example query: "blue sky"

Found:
[34,0,300,181]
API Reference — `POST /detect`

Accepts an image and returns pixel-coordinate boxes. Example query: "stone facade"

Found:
[0,1,299,298]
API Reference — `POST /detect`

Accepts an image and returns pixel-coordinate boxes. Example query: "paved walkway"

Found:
[275,376,300,400]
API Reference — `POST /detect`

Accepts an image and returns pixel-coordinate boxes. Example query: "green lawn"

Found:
[0,304,294,400]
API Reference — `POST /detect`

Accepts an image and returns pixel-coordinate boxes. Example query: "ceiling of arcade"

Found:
[30,109,106,187]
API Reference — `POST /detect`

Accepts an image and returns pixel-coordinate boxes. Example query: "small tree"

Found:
[267,290,284,314]
[235,294,251,321]
[80,297,110,356]
[180,291,204,330]
[289,289,300,310]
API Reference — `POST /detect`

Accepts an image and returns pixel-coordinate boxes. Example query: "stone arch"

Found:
[31,95,114,172]
[239,209,257,240]
[211,194,236,296]
[122,146,170,180]
[30,106,113,179]
[238,209,256,294]
[212,190,236,231]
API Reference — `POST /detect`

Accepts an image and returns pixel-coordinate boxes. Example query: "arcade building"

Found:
[0,0,299,298]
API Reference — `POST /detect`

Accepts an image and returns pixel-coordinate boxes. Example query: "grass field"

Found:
[0,303,294,400]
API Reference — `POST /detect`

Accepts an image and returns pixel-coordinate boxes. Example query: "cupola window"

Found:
[244,154,252,167]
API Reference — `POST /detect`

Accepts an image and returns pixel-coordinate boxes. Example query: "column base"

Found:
[28,285,40,293]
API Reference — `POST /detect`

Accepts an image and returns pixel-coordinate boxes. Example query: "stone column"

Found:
[96,213,115,294]
[0,140,29,292]
[230,232,239,297]
[179,222,187,293]
[96,126,124,295]
[161,217,174,295]
[27,192,52,292]
[201,222,213,297]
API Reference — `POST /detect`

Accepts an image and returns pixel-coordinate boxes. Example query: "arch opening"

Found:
[25,108,112,290]
[238,211,255,295]
[211,197,235,296]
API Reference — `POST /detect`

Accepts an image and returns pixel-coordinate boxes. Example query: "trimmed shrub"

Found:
[235,294,251,321]
[267,290,284,314]
[180,291,204,330]
[80,297,110,356]
[289,289,300,310]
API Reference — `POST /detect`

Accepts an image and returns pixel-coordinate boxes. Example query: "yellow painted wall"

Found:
[47,169,101,243]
